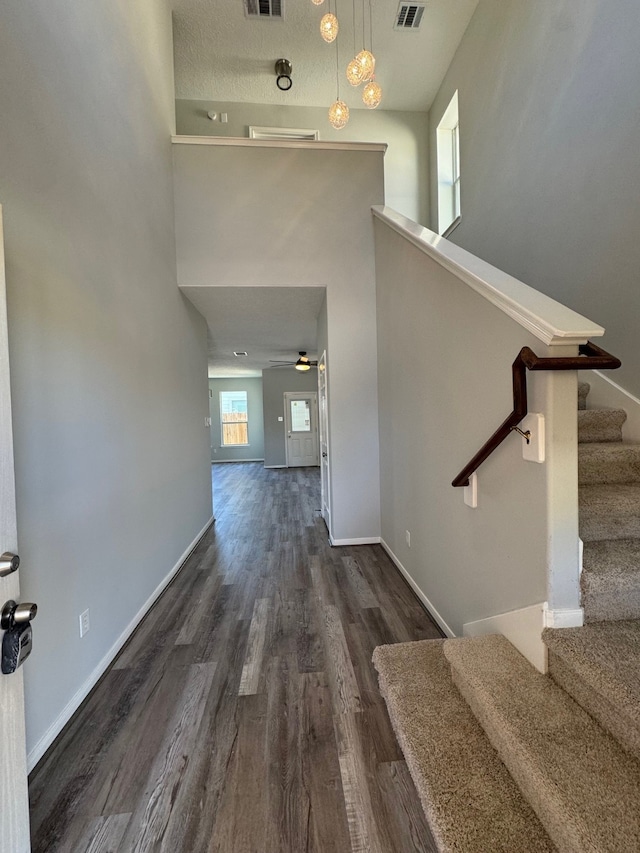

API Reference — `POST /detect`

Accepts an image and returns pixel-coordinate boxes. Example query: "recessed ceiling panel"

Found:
[181,285,326,377]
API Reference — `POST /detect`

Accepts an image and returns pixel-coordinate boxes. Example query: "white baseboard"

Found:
[379,539,455,638]
[330,536,381,546]
[589,371,640,442]
[464,602,548,673]
[263,464,287,469]
[27,515,215,772]
[211,458,265,464]
[543,604,584,629]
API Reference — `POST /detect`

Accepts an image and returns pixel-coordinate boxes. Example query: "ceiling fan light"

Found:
[346,57,364,86]
[362,78,382,108]
[311,0,325,5]
[320,13,339,42]
[328,99,349,129]
[356,50,375,82]
[295,362,311,371]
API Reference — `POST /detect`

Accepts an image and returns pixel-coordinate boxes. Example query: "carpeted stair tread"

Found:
[543,621,640,760]
[579,441,640,485]
[578,407,626,443]
[581,539,640,622]
[578,381,590,410]
[579,482,640,541]
[444,634,640,853]
[372,640,556,853]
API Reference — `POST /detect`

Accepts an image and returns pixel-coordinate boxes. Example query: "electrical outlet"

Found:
[79,609,90,638]
[405,530,411,548]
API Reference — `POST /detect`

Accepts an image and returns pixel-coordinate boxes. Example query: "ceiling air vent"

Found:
[394,2,425,30]
[244,0,283,19]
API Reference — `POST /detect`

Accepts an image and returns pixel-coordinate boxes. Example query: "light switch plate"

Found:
[521,413,545,463]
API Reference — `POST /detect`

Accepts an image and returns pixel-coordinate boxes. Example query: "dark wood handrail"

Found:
[452,341,621,488]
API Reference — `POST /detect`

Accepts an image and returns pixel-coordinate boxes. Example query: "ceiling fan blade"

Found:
[268,360,296,364]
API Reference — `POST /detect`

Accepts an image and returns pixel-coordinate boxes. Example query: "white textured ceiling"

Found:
[172,0,479,112]
[181,285,326,376]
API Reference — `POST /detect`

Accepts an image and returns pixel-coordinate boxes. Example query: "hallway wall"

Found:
[262,367,318,468]
[209,377,265,462]
[176,99,429,225]
[429,0,640,395]
[173,142,383,542]
[0,0,212,763]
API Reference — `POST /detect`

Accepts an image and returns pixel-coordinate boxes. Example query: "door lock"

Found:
[2,599,37,675]
[0,552,20,578]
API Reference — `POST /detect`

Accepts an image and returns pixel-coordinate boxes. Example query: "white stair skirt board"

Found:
[464,602,548,673]
[589,371,640,443]
[463,602,585,674]
[380,539,456,638]
[27,516,215,771]
[329,536,381,546]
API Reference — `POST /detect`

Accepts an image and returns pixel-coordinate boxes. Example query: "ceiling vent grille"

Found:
[244,0,283,19]
[394,2,425,30]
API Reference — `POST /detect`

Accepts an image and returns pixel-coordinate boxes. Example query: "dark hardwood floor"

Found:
[29,463,442,852]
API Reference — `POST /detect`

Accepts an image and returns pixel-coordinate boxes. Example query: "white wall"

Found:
[429,0,640,396]
[176,99,429,225]
[173,141,383,542]
[375,218,571,635]
[0,0,212,762]
[209,377,265,462]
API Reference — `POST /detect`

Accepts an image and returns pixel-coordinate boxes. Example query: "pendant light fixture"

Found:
[320,11,339,42]
[328,9,349,130]
[361,0,381,106]
[362,77,382,108]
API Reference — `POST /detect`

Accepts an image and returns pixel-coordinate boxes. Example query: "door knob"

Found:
[0,552,20,578]
[1,600,38,630]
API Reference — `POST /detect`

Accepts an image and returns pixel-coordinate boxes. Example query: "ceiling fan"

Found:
[269,351,318,372]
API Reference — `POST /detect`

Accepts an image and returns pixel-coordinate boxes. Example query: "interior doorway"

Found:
[284,391,319,467]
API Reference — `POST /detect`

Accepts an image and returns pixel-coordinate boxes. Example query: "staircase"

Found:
[373,382,640,852]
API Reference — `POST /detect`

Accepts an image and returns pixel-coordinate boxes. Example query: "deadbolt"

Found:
[1,600,38,630]
[0,552,20,578]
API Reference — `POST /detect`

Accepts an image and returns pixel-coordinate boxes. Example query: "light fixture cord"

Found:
[369,0,373,53]
[335,17,341,98]
[352,0,356,54]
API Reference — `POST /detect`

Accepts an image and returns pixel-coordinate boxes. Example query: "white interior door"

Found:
[284,391,319,467]
[318,353,331,527]
[0,206,31,852]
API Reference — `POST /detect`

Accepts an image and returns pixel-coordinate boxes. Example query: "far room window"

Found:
[220,390,249,446]
[436,90,461,237]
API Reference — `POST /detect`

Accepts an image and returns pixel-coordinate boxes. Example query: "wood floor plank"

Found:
[322,604,362,715]
[118,662,217,852]
[74,813,131,853]
[29,463,441,853]
[238,597,271,695]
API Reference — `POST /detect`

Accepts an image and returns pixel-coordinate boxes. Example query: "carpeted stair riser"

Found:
[444,635,640,853]
[545,628,640,760]
[581,539,640,622]
[579,442,640,485]
[579,484,640,541]
[578,408,626,443]
[372,640,556,853]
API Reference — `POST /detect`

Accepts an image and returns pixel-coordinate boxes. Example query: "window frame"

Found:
[219,390,250,447]
[436,91,461,237]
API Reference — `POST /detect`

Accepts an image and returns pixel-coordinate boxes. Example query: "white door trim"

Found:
[0,204,31,852]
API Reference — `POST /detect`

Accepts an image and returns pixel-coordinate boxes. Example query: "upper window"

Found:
[220,390,249,446]
[436,90,461,237]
